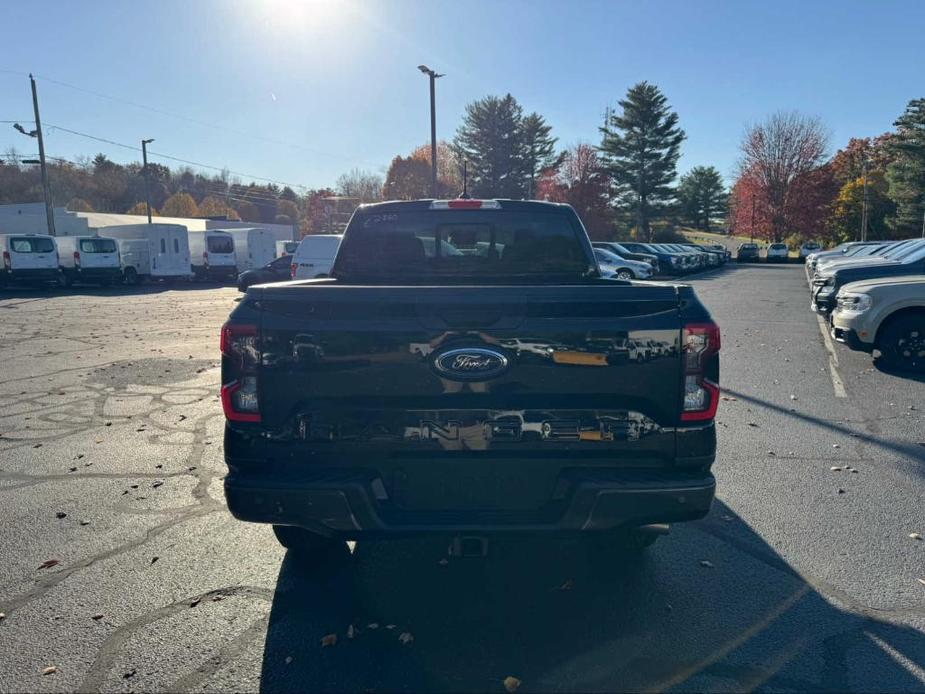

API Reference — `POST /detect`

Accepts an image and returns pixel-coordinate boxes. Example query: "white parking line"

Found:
[816,315,848,398]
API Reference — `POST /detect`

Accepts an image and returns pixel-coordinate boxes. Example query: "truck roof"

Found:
[354,199,573,214]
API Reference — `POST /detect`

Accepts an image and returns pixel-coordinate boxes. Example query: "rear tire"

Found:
[272,525,341,557]
[124,267,138,286]
[58,272,73,288]
[877,313,925,372]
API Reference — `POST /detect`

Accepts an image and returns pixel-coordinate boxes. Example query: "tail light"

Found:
[202,251,209,267]
[681,322,720,422]
[73,251,81,267]
[290,263,297,279]
[220,323,261,422]
[3,251,11,270]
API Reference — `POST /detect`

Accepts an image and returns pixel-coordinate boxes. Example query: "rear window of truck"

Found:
[11,237,54,253]
[334,209,593,281]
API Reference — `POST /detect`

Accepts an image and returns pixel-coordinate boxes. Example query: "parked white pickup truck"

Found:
[831,275,925,371]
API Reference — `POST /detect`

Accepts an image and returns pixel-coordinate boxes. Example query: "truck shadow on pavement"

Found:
[259,500,925,692]
[722,388,925,466]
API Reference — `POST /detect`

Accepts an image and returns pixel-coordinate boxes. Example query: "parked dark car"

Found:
[222,199,720,561]
[737,243,760,262]
[592,241,660,274]
[616,242,685,275]
[811,239,925,315]
[236,255,293,291]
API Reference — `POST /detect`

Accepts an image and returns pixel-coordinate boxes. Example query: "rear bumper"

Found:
[0,268,59,283]
[68,267,121,281]
[224,468,715,537]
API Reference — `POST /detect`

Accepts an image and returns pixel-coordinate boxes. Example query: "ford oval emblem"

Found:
[433,347,509,381]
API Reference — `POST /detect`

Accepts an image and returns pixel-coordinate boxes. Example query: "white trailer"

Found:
[218,227,277,272]
[55,235,121,287]
[106,224,192,284]
[187,230,238,282]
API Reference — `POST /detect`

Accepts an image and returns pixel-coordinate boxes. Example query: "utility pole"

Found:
[750,195,756,244]
[860,157,869,242]
[29,74,55,236]
[418,65,443,198]
[141,139,155,224]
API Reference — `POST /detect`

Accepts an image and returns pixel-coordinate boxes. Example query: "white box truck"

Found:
[56,235,121,287]
[220,228,277,272]
[187,230,238,282]
[0,234,60,287]
[106,224,192,284]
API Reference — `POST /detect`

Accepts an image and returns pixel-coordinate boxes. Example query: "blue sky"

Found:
[2,0,923,192]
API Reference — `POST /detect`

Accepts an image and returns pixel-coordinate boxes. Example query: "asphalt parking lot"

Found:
[1,267,924,693]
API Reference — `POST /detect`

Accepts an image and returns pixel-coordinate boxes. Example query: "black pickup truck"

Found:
[222,199,720,559]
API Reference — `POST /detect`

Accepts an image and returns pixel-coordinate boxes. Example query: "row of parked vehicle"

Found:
[806,238,925,372]
[592,241,731,278]
[0,227,301,289]
[734,240,821,263]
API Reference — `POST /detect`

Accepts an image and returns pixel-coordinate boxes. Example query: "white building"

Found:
[0,202,297,244]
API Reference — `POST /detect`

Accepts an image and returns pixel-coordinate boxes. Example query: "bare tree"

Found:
[335,168,383,203]
[739,111,830,240]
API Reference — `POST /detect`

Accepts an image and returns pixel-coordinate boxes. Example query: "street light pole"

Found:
[29,74,55,236]
[860,157,869,242]
[418,65,443,198]
[141,139,154,224]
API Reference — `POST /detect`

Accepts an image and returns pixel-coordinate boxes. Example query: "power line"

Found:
[43,123,311,191]
[33,73,379,166]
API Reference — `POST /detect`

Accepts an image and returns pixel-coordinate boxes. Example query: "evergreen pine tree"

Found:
[599,82,685,239]
[885,98,925,235]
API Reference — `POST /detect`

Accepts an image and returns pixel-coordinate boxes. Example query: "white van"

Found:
[0,234,60,287]
[187,230,237,282]
[219,228,277,272]
[291,234,342,280]
[276,240,299,258]
[106,224,192,284]
[55,235,121,287]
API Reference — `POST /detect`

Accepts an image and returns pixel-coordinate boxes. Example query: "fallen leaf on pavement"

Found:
[0,612,5,621]
[398,631,414,645]
[320,633,337,647]
[367,623,379,630]
[150,556,159,565]
[91,614,104,620]
[347,624,356,639]
[123,669,136,680]
[284,656,293,665]
[917,578,925,587]
[503,676,522,692]
[38,559,59,570]
[832,444,841,449]
[910,533,922,541]
[190,597,201,608]
[700,560,714,568]
[747,422,758,427]
[830,466,842,471]
[55,511,67,519]
[386,624,396,630]
[41,666,57,676]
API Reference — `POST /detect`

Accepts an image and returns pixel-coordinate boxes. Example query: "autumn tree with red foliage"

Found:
[535,144,612,239]
[732,112,833,241]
